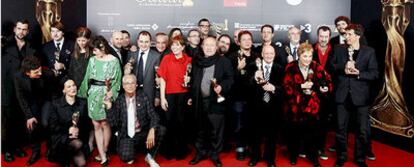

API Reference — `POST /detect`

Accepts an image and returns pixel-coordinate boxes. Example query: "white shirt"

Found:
[138,49,150,72]
[289,43,299,60]
[339,35,346,44]
[54,38,64,50]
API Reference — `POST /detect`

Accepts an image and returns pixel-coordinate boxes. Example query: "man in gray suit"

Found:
[125,31,161,107]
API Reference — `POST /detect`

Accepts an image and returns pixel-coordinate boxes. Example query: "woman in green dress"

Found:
[78,36,121,166]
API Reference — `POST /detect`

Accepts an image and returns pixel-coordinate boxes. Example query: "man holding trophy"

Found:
[332,24,378,167]
[188,36,234,167]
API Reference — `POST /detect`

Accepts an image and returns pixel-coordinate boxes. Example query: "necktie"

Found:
[292,47,297,60]
[127,98,135,138]
[56,42,61,51]
[137,52,144,86]
[263,65,270,103]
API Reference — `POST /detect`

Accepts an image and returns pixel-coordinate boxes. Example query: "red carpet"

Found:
[2,133,414,167]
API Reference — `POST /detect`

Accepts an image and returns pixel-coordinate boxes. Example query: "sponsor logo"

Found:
[224,0,247,7]
[134,0,194,7]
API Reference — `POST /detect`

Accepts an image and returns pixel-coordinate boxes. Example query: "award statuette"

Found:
[154,66,160,89]
[303,68,314,95]
[255,58,267,85]
[211,78,225,103]
[182,64,192,88]
[346,45,357,73]
[238,50,246,75]
[103,78,111,102]
[70,111,80,138]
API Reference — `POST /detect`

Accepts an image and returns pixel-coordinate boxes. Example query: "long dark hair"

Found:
[91,35,110,55]
[73,27,92,60]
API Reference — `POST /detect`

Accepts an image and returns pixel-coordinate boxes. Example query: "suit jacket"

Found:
[42,39,74,73]
[250,62,284,108]
[254,42,288,69]
[108,92,160,138]
[2,38,36,106]
[189,54,234,115]
[332,44,378,105]
[109,45,127,66]
[127,49,161,103]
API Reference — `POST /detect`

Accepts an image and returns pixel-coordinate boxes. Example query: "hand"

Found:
[184,76,191,85]
[155,77,161,86]
[287,55,294,63]
[105,90,113,100]
[237,57,246,70]
[69,127,79,139]
[214,85,222,95]
[154,98,160,107]
[320,86,329,93]
[187,98,193,106]
[26,117,38,132]
[161,98,168,111]
[262,83,275,92]
[254,71,264,82]
[123,62,133,75]
[54,62,65,70]
[103,99,112,110]
[346,61,355,70]
[130,45,138,52]
[146,128,156,149]
[301,81,313,89]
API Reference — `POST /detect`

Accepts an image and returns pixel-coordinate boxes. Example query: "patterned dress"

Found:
[78,56,121,120]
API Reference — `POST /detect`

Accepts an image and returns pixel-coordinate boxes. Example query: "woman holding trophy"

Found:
[157,35,192,159]
[48,79,91,167]
[283,43,332,167]
[78,36,121,166]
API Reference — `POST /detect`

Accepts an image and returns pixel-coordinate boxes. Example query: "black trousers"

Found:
[287,120,319,163]
[335,94,369,163]
[194,98,225,156]
[118,126,166,162]
[1,105,27,153]
[248,102,278,162]
[316,96,335,151]
[161,93,189,158]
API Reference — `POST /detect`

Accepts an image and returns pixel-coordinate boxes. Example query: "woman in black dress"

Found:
[48,79,91,167]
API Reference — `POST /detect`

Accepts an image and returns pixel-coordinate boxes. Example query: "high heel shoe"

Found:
[100,158,109,167]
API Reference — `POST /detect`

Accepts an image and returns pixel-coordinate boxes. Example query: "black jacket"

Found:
[332,44,378,105]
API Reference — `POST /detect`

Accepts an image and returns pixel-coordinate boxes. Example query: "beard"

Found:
[218,46,228,55]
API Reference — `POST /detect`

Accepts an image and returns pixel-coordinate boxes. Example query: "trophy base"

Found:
[217,97,225,103]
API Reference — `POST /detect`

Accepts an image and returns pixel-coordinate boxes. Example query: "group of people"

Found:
[1,16,378,167]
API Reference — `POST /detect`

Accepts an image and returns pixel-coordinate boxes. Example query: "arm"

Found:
[219,58,234,94]
[13,74,32,119]
[77,59,92,98]
[110,60,122,101]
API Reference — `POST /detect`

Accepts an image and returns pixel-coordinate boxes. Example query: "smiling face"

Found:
[261,27,274,43]
[299,50,313,67]
[111,32,123,49]
[76,37,89,49]
[155,34,168,53]
[239,33,253,50]
[202,37,217,57]
[170,41,185,56]
[345,29,360,46]
[288,27,301,45]
[336,20,348,35]
[26,67,42,79]
[122,75,137,94]
[138,34,151,51]
[262,46,275,64]
[317,29,330,47]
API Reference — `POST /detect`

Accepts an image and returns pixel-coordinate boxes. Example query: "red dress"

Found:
[283,61,332,122]
[157,53,192,94]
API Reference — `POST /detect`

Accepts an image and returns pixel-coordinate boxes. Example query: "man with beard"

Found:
[120,30,132,59]
[188,36,234,167]
[330,16,350,46]
[2,19,35,162]
[109,31,126,65]
[217,34,231,57]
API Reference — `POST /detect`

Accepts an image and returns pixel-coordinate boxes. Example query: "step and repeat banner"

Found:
[87,0,350,44]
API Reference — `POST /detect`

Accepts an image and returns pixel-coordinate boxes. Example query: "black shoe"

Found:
[15,148,27,157]
[334,159,345,167]
[189,154,206,165]
[236,151,246,161]
[313,162,322,167]
[289,157,297,165]
[248,158,259,166]
[211,157,222,167]
[4,152,15,162]
[26,152,40,166]
[267,161,276,167]
[367,151,376,161]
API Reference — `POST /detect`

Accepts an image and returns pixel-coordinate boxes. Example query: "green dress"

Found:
[78,56,121,120]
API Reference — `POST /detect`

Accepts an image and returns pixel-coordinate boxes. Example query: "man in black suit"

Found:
[125,31,161,107]
[41,22,74,99]
[254,24,288,68]
[13,56,52,165]
[106,74,165,166]
[188,37,234,167]
[248,45,283,167]
[152,32,170,59]
[332,24,378,167]
[2,19,35,162]
[217,34,231,57]
[186,29,201,58]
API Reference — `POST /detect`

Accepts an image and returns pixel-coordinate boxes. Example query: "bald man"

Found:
[109,31,126,65]
[248,45,283,167]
